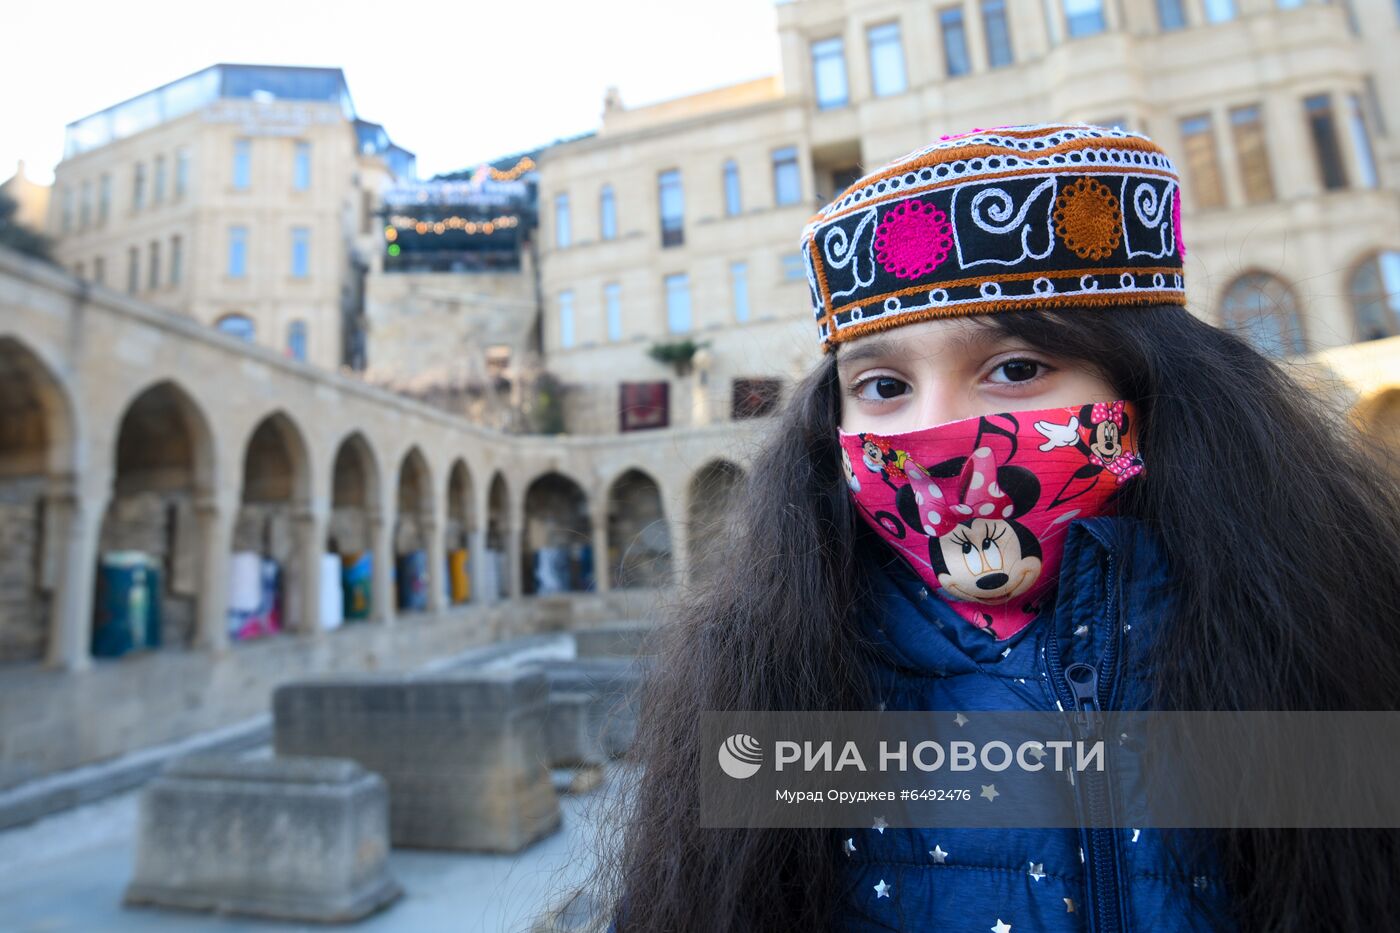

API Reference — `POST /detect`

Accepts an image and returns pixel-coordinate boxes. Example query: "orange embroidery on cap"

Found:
[1053,177,1122,261]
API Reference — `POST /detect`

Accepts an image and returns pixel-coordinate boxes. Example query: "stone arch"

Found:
[393,446,434,612]
[444,459,475,605]
[328,431,381,623]
[522,471,592,595]
[606,467,672,589]
[229,412,311,640]
[1219,271,1308,358]
[687,459,747,588]
[0,337,78,663]
[94,380,217,656]
[484,471,510,600]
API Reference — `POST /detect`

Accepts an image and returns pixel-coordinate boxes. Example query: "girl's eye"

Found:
[988,358,1046,384]
[853,376,910,400]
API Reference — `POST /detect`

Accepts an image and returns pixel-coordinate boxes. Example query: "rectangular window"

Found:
[148,240,160,290]
[658,170,684,247]
[132,162,146,211]
[812,36,849,109]
[1229,105,1276,204]
[1304,93,1349,190]
[600,185,617,240]
[98,174,111,225]
[291,227,310,278]
[772,146,802,206]
[982,0,1015,68]
[1064,0,1107,37]
[170,235,183,286]
[287,320,308,362]
[940,7,971,77]
[723,160,742,217]
[1275,0,1304,7]
[558,290,576,348]
[867,22,907,97]
[1179,113,1227,209]
[1157,0,1187,30]
[127,246,139,293]
[93,256,105,285]
[1202,0,1236,20]
[153,156,166,204]
[175,147,191,197]
[232,138,251,190]
[293,141,311,191]
[1348,93,1380,189]
[731,261,750,323]
[605,283,622,341]
[781,253,805,280]
[732,378,783,420]
[554,192,571,248]
[665,273,692,334]
[79,180,92,230]
[228,226,248,278]
[619,382,669,432]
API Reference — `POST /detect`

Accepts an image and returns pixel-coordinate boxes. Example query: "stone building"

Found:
[535,0,1400,434]
[46,64,414,370]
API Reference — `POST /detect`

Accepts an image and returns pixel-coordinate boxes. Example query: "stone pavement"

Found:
[0,755,630,933]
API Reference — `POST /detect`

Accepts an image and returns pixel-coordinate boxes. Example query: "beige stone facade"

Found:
[45,65,408,371]
[537,0,1400,433]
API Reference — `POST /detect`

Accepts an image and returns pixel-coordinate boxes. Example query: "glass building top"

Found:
[63,64,357,158]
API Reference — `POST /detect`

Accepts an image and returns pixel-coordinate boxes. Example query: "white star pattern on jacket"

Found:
[874,879,891,898]
[992,920,1012,933]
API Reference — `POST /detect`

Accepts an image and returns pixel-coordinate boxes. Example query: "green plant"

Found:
[647,339,711,376]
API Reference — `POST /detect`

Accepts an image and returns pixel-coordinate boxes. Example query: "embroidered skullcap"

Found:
[802,122,1188,354]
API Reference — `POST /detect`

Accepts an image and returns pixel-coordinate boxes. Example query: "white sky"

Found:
[2,0,783,184]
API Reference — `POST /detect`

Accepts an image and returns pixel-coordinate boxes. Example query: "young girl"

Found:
[595,124,1400,932]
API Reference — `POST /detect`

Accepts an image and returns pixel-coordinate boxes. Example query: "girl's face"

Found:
[836,316,1119,434]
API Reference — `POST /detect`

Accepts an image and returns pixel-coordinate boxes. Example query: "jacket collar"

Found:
[859,515,1168,678]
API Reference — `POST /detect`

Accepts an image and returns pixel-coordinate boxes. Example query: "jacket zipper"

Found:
[1046,551,1123,933]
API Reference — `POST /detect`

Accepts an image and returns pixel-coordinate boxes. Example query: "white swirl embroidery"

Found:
[822,208,878,301]
[952,177,1057,269]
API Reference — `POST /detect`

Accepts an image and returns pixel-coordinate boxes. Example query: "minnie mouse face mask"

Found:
[838,400,1144,642]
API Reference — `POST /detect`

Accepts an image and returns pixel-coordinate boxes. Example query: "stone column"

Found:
[294,504,328,636]
[468,525,489,605]
[663,485,690,590]
[425,516,446,614]
[369,509,395,626]
[45,484,104,672]
[590,491,611,594]
[507,494,525,599]
[194,494,235,653]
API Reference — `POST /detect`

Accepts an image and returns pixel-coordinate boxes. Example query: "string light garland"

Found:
[487,156,534,181]
[384,215,521,238]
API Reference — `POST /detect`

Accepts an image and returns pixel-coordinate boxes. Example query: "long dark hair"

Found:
[589,304,1400,933]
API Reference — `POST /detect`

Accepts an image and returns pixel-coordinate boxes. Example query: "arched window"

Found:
[216,313,256,342]
[1349,251,1400,342]
[1220,273,1306,357]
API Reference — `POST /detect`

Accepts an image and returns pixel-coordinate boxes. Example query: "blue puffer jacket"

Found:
[835,514,1234,933]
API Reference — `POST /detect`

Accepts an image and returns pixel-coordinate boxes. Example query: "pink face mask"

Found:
[838,400,1144,642]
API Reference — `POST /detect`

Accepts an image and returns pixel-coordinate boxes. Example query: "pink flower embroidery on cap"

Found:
[874,200,954,281]
[1172,188,1186,259]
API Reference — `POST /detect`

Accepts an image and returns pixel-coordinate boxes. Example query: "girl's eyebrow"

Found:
[835,324,1013,373]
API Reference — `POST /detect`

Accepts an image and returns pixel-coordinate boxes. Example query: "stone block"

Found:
[546,691,605,767]
[573,624,657,659]
[273,667,562,852]
[531,658,648,758]
[122,755,401,923]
